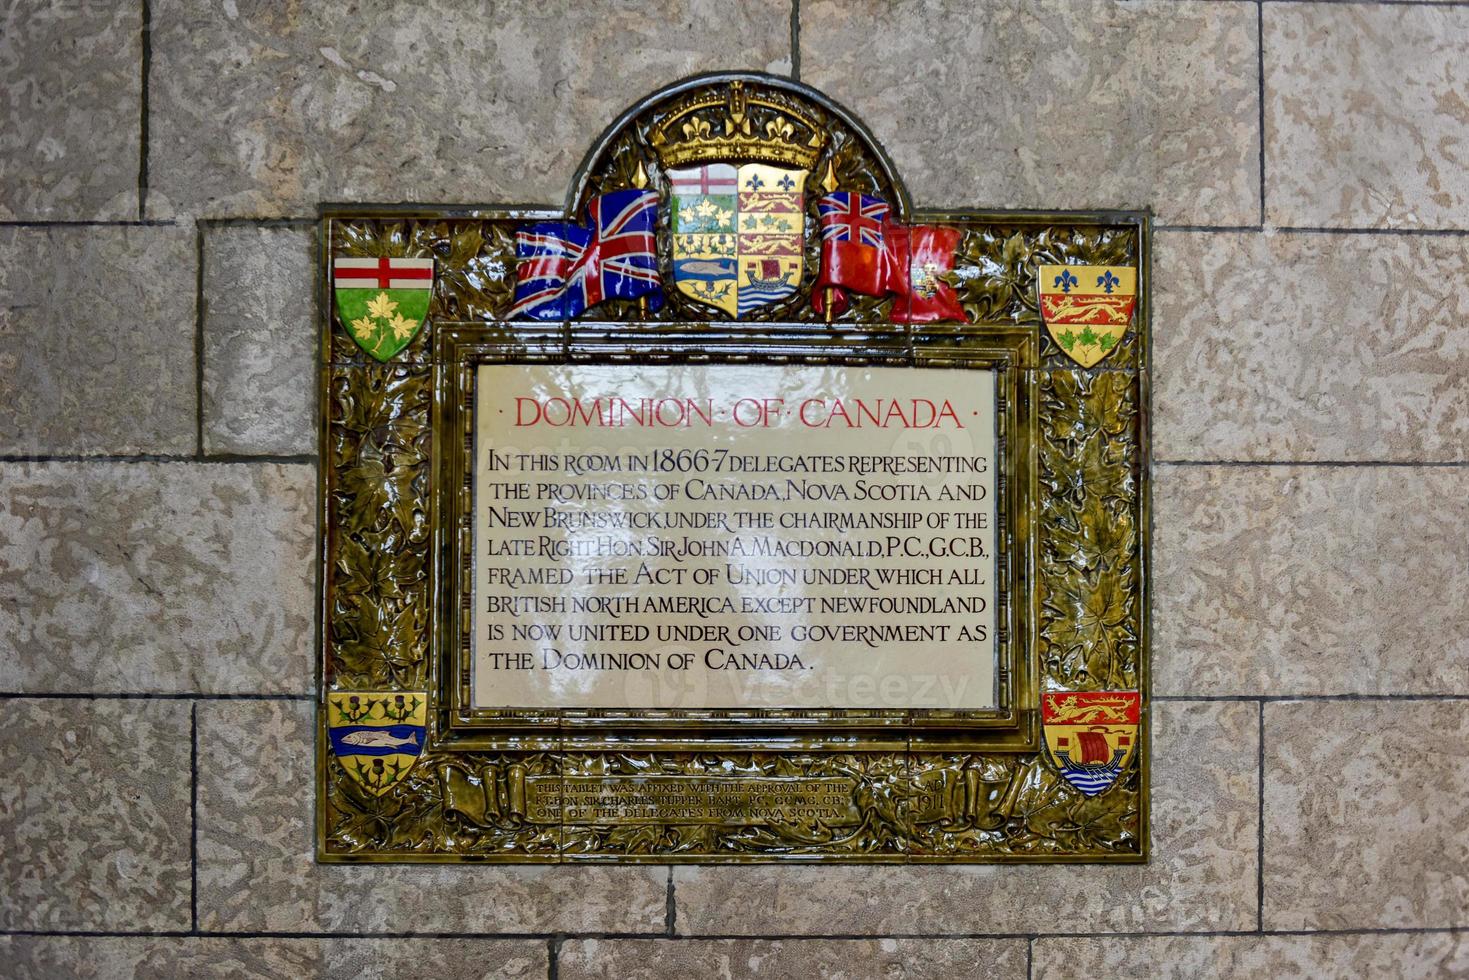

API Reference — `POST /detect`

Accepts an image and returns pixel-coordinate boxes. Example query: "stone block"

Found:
[1155,465,1469,696]
[148,0,794,218]
[0,698,190,930]
[1265,4,1469,229]
[202,225,317,455]
[0,0,141,220]
[1154,231,1469,463]
[0,227,197,456]
[801,0,1259,225]
[1034,933,1469,979]
[0,936,547,980]
[0,462,315,694]
[559,938,1027,980]
[1264,699,1469,930]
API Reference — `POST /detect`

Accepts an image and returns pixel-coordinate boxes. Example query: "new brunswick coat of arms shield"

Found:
[1041,690,1140,797]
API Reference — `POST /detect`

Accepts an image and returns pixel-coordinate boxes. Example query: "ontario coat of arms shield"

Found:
[332,256,434,361]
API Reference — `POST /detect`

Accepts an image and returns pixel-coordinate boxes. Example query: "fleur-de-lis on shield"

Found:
[1053,269,1078,293]
[1097,270,1120,294]
[745,173,765,190]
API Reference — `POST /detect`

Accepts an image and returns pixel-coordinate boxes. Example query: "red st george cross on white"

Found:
[333,256,435,289]
[671,164,739,197]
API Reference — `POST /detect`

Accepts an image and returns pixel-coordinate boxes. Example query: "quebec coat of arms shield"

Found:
[1037,263,1137,368]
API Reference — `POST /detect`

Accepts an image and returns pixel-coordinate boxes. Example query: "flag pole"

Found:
[819,159,838,324]
[634,159,652,321]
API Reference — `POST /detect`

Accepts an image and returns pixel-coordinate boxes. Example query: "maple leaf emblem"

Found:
[388,312,417,340]
[335,262,430,362]
[366,292,399,321]
[350,315,376,341]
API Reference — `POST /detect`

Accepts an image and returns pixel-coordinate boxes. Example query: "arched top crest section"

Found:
[566,73,911,222]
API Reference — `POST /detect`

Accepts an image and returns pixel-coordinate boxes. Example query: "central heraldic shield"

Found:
[670,163,807,316]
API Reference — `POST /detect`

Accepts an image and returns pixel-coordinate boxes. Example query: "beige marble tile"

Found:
[1035,933,1469,980]
[1264,699,1469,930]
[0,1,140,220]
[148,0,792,219]
[674,701,1257,934]
[203,225,317,456]
[1265,4,1469,229]
[801,0,1258,225]
[197,700,667,933]
[560,938,1027,980]
[0,936,547,980]
[0,462,315,694]
[0,698,190,930]
[0,227,197,456]
[1154,231,1469,463]
[1155,465,1469,696]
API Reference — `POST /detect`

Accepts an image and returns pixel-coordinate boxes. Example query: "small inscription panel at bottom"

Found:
[525,775,861,826]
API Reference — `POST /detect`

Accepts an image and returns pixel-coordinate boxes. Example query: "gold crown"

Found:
[649,81,827,172]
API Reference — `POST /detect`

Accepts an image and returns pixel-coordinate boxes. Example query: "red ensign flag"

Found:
[884,222,965,324]
[811,192,964,322]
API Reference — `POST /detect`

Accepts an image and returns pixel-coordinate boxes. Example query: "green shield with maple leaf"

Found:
[333,256,434,361]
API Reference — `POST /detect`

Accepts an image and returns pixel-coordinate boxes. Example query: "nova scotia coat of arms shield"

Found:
[327,690,427,796]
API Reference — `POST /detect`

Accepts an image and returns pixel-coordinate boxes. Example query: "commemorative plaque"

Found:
[318,73,1150,862]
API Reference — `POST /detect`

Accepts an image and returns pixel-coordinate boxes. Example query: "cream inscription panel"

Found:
[472,363,998,711]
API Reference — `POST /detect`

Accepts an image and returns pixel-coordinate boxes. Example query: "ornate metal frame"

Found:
[316,72,1150,862]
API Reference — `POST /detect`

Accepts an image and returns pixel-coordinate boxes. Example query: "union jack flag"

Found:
[816,192,890,247]
[509,189,663,320]
[812,192,895,315]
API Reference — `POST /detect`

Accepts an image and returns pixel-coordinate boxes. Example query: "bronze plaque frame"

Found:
[316,72,1150,863]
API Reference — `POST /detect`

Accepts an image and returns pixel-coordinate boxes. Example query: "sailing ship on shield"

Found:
[1041,691,1141,797]
[667,160,807,317]
[652,80,818,318]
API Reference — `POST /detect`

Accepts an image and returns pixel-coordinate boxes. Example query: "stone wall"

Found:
[1,1,1465,976]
